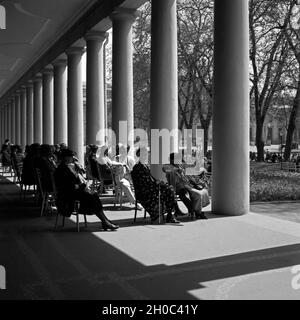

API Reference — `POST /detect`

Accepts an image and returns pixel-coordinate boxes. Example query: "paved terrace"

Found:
[1,173,300,300]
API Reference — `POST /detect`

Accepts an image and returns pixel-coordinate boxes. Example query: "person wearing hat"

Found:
[54,148,118,231]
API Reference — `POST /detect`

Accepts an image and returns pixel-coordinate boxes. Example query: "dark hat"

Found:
[60,148,75,158]
[89,144,98,152]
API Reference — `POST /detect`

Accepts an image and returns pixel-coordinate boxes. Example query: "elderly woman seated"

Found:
[54,148,119,231]
[96,145,142,209]
[163,153,210,219]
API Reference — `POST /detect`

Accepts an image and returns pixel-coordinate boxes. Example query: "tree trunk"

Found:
[284,79,300,161]
[255,119,265,161]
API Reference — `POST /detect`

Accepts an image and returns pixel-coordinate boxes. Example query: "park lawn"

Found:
[250,162,300,202]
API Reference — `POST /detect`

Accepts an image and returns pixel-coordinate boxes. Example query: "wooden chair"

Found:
[110,165,124,209]
[35,168,56,217]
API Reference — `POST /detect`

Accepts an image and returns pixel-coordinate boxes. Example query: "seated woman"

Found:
[37,144,58,193]
[21,143,41,186]
[54,148,118,231]
[10,145,24,180]
[97,145,142,209]
[131,147,180,223]
[163,153,210,219]
[1,144,11,171]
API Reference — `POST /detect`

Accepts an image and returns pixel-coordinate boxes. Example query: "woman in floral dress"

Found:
[131,148,179,223]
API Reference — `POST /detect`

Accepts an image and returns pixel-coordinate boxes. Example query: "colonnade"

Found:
[0,0,250,216]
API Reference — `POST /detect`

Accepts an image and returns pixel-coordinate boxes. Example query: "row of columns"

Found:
[0,0,250,216]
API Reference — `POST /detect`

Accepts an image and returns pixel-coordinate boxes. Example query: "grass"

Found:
[250,162,300,202]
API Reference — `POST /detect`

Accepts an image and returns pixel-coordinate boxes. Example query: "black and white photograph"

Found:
[0,0,300,310]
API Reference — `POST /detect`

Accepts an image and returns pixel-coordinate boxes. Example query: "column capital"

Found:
[52,58,67,67]
[15,89,21,95]
[20,85,27,92]
[26,80,34,88]
[33,73,43,82]
[42,66,54,75]
[110,7,139,22]
[66,46,86,56]
[85,30,108,42]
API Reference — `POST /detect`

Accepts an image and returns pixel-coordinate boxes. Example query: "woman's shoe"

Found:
[102,221,119,231]
[166,214,180,224]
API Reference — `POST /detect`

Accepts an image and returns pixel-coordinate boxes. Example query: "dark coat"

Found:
[38,156,57,192]
[54,163,103,217]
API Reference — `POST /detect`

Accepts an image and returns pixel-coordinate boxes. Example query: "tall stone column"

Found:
[3,104,7,141]
[11,97,16,144]
[33,74,43,144]
[53,59,68,145]
[26,82,34,145]
[111,8,138,148]
[42,67,54,145]
[7,102,11,141]
[20,86,27,148]
[150,0,178,179]
[8,99,12,142]
[66,46,85,165]
[85,31,108,146]
[15,91,21,146]
[212,0,249,215]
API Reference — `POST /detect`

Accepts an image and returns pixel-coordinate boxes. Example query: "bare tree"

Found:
[249,0,292,161]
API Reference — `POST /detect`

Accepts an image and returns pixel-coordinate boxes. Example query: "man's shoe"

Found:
[195,212,208,219]
[174,209,187,217]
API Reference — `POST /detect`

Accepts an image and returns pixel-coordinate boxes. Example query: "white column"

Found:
[212,0,249,216]
[9,99,13,142]
[3,103,8,140]
[66,46,85,165]
[26,82,34,145]
[15,91,21,146]
[150,0,178,179]
[0,107,3,143]
[7,102,11,141]
[85,31,108,146]
[42,67,54,145]
[20,86,27,148]
[53,59,68,144]
[111,8,138,147]
[33,74,43,144]
[11,97,16,144]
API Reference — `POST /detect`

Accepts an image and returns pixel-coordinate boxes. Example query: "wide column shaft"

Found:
[53,59,68,144]
[111,9,137,147]
[42,68,54,145]
[150,0,178,179]
[15,92,21,145]
[85,31,108,146]
[212,0,249,215]
[33,75,43,144]
[20,87,27,148]
[67,47,85,165]
[26,83,34,145]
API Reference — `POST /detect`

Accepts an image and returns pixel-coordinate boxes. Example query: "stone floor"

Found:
[1,172,300,300]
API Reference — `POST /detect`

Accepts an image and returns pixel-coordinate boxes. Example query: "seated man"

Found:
[54,148,119,231]
[163,153,210,219]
